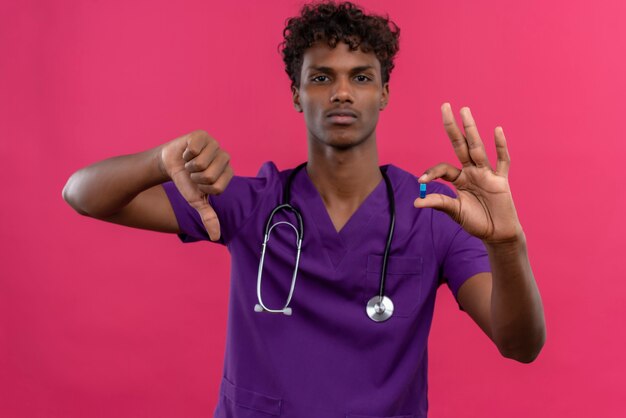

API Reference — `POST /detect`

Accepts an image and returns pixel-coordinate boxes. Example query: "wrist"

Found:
[150,145,171,183]
[484,231,527,254]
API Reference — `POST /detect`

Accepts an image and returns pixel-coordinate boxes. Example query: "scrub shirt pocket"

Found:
[218,376,282,416]
[363,255,423,318]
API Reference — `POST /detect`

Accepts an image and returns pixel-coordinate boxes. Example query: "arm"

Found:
[415,103,545,363]
[457,240,545,363]
[63,130,233,240]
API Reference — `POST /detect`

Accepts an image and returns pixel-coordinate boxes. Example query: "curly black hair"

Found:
[280,1,400,89]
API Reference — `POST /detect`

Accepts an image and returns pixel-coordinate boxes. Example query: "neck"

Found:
[306,136,382,207]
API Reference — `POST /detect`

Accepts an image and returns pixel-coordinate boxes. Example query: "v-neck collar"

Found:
[292,166,391,269]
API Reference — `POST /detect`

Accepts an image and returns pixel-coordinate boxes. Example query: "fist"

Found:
[159,130,233,241]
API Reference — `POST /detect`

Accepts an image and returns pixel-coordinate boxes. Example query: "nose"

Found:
[330,76,354,104]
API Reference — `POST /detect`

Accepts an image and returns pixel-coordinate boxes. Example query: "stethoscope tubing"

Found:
[378,168,396,301]
[256,219,302,315]
[255,163,396,321]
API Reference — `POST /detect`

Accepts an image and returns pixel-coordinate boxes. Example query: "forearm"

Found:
[486,234,546,363]
[63,145,168,217]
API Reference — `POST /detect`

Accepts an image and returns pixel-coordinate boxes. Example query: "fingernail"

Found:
[418,174,427,182]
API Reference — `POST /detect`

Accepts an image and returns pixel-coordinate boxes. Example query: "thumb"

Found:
[192,199,221,242]
[170,168,222,241]
[413,193,460,221]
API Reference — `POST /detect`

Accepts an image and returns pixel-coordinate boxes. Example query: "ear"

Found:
[380,82,390,110]
[292,86,303,113]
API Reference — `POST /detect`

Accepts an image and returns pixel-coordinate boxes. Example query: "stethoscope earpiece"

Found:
[255,304,293,316]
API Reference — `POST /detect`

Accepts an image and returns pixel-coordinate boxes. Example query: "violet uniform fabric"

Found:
[162,162,491,418]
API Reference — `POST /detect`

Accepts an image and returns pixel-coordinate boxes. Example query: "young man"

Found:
[63,2,545,417]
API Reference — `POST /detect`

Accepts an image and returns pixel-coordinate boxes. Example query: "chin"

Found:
[323,134,364,150]
[309,124,374,151]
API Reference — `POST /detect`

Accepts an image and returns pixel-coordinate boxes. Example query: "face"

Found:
[292,42,389,151]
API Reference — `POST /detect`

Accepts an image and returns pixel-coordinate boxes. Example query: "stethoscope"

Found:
[254,162,397,322]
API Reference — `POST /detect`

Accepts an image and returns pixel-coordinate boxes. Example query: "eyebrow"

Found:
[307,65,376,74]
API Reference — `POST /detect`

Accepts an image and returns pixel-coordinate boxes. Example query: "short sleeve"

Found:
[430,182,491,303]
[162,162,281,245]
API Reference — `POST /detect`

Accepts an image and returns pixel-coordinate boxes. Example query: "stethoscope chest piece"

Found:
[366,295,394,322]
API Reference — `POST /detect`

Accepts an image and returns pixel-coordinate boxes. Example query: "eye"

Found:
[355,74,371,82]
[311,75,329,83]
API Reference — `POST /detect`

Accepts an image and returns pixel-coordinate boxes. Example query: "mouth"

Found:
[326,109,358,125]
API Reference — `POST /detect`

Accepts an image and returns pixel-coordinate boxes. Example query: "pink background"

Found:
[1,0,625,417]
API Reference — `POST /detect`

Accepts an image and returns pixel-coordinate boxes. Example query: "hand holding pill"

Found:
[414,103,523,244]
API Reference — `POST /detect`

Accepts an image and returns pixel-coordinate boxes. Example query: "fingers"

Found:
[184,142,219,173]
[494,126,510,176]
[182,130,210,162]
[182,130,233,188]
[413,193,460,221]
[418,162,462,184]
[182,131,231,190]
[442,103,473,167]
[189,150,230,184]
[197,165,233,195]
[459,107,491,169]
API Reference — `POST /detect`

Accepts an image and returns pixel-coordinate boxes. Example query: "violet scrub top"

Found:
[162,162,491,418]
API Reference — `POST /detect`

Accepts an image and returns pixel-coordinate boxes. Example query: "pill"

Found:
[419,183,427,199]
